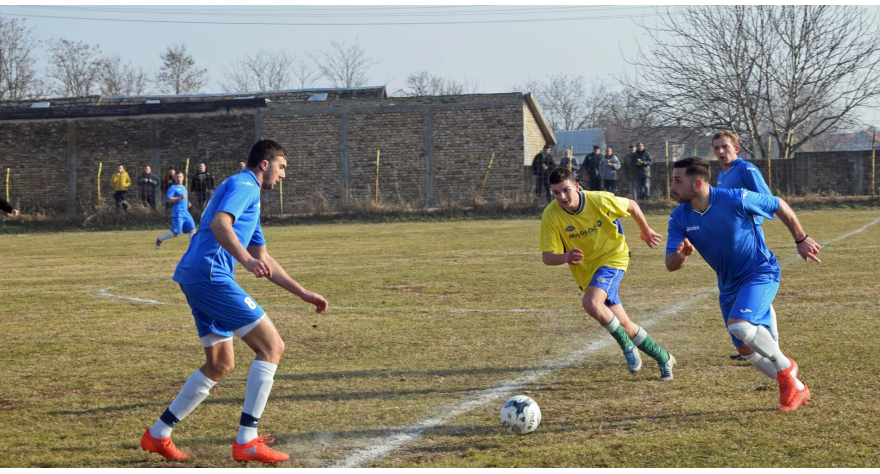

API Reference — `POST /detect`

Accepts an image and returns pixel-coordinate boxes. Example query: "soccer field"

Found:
[1,209,878,468]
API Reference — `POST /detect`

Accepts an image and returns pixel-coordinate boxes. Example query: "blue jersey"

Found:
[166,184,190,217]
[173,169,265,284]
[666,187,781,294]
[716,158,771,226]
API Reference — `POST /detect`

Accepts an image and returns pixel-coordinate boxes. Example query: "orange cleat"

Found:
[776,356,800,406]
[141,428,190,460]
[779,383,811,412]
[232,435,290,464]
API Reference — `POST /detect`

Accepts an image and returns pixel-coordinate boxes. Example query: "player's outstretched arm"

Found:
[247,245,328,313]
[774,198,821,263]
[627,199,662,248]
[209,211,273,279]
[543,249,584,266]
[665,238,694,271]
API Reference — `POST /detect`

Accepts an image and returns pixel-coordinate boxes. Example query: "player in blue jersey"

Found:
[712,130,778,360]
[141,139,328,463]
[665,158,820,411]
[155,172,196,250]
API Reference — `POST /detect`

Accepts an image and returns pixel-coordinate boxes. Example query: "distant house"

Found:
[552,128,606,166]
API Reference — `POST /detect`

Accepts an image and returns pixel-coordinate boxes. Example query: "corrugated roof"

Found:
[553,129,605,155]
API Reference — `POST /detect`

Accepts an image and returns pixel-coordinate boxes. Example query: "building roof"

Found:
[553,128,605,155]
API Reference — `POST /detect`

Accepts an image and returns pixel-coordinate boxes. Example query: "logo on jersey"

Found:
[569,225,599,240]
[596,219,602,227]
[742,190,749,198]
[686,226,700,232]
[739,308,752,313]
[596,277,606,283]
[242,181,254,186]
[565,225,576,232]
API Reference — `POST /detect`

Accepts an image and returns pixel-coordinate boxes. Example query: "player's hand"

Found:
[10,209,19,217]
[640,228,662,248]
[302,291,328,313]
[677,238,694,257]
[797,236,821,263]
[567,248,584,265]
[244,258,272,279]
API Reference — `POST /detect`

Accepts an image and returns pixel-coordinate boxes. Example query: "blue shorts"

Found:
[171,214,196,235]
[585,266,625,307]
[719,277,779,347]
[178,281,266,338]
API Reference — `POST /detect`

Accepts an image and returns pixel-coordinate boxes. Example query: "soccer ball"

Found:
[500,395,541,435]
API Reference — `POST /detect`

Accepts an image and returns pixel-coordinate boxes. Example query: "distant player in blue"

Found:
[155,172,196,250]
[665,158,821,412]
[141,139,328,464]
[713,131,779,359]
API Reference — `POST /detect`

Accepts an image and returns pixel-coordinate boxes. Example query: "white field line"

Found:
[330,216,880,468]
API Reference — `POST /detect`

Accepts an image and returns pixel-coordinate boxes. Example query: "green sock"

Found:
[632,327,670,364]
[601,316,635,351]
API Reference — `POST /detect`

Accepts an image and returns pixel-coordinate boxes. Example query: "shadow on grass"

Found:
[274,365,558,382]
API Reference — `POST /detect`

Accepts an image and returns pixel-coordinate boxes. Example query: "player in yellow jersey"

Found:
[540,167,675,380]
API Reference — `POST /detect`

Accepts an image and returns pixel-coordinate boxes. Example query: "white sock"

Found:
[769,305,779,342]
[157,231,175,242]
[742,351,777,380]
[728,323,790,372]
[150,369,217,439]
[236,360,277,445]
[601,315,620,333]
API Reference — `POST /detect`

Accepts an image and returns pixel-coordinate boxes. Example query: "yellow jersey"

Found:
[540,191,631,290]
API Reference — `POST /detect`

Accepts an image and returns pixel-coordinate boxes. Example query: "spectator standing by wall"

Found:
[110,164,131,212]
[238,160,246,171]
[163,167,176,212]
[601,147,621,195]
[633,142,653,200]
[559,148,578,172]
[531,144,555,200]
[190,163,216,210]
[0,197,20,217]
[622,144,637,199]
[138,165,160,210]
[581,145,604,191]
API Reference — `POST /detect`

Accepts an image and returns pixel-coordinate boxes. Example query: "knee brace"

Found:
[728,322,758,345]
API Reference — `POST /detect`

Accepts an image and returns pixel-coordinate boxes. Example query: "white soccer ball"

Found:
[500,395,541,435]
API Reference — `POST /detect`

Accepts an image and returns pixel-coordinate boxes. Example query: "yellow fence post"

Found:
[767,136,772,191]
[97,162,103,208]
[665,141,670,200]
[279,179,283,216]
[375,149,381,205]
[5,168,9,203]
[184,158,190,188]
[568,146,573,171]
[477,152,496,201]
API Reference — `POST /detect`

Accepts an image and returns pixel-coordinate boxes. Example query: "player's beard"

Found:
[672,184,696,203]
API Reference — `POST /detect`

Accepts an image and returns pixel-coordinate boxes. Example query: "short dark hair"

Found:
[593,145,600,150]
[673,157,711,182]
[548,166,575,185]
[247,139,288,168]
[543,144,552,150]
[629,144,635,148]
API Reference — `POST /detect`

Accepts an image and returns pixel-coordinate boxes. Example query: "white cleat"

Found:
[659,354,676,382]
[624,346,642,373]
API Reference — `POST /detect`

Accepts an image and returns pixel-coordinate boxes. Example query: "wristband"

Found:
[795,234,808,244]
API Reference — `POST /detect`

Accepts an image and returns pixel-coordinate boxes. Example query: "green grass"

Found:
[0,209,878,467]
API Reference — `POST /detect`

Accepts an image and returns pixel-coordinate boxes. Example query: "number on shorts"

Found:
[244,297,257,310]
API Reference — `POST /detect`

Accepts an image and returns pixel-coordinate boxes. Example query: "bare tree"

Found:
[99,54,148,96]
[0,16,43,101]
[624,6,880,159]
[309,39,377,88]
[155,43,208,95]
[513,74,610,131]
[292,59,319,89]
[600,87,665,148]
[395,71,482,96]
[220,49,297,93]
[45,37,102,97]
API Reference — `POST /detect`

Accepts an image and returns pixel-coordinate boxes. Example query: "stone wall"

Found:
[0,92,552,214]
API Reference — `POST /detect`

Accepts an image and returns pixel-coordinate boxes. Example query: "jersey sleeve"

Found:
[665,209,686,256]
[601,194,631,220]
[745,166,772,195]
[216,181,257,222]
[248,219,266,247]
[740,189,779,219]
[539,212,564,254]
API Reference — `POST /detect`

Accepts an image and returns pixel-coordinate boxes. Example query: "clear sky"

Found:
[2,3,879,126]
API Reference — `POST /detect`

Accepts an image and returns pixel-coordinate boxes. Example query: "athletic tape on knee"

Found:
[728,322,758,345]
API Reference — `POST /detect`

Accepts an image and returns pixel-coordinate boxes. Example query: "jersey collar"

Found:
[688,186,716,216]
[560,190,586,215]
[240,168,260,186]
